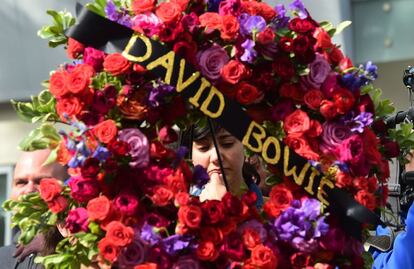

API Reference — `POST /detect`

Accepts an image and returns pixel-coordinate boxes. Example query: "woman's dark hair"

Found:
[179,122,261,186]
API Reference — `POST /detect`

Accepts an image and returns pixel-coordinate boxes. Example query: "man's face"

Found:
[11,150,67,201]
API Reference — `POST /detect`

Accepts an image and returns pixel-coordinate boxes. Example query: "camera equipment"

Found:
[403,66,414,90]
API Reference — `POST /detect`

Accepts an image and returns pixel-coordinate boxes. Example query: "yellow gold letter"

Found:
[176,59,200,93]
[304,168,320,195]
[317,177,334,206]
[283,146,310,186]
[262,136,281,165]
[147,50,176,84]
[242,121,266,153]
[122,34,152,63]
[188,77,211,107]
[199,86,225,119]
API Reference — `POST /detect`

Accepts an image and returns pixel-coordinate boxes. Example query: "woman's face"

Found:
[192,129,245,195]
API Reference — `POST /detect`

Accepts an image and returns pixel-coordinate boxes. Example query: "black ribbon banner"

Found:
[66,6,383,238]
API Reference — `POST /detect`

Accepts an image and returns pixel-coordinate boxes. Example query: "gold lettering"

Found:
[122,34,152,62]
[199,86,225,119]
[242,121,266,153]
[176,59,200,93]
[147,50,176,84]
[188,77,211,107]
[262,136,281,165]
[304,168,320,195]
[317,177,334,206]
[283,146,310,186]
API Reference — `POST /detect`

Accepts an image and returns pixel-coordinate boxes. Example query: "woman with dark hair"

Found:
[181,121,263,208]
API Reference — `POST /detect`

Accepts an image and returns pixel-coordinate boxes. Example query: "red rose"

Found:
[257,2,277,21]
[285,134,320,160]
[279,83,304,103]
[94,119,118,144]
[66,65,93,95]
[333,88,355,114]
[354,190,376,211]
[178,205,202,228]
[257,27,275,45]
[290,252,313,268]
[196,241,219,261]
[151,186,174,206]
[87,195,112,221]
[265,184,293,218]
[251,244,278,269]
[289,18,315,33]
[329,47,345,64]
[242,228,261,250]
[235,82,261,105]
[356,94,375,114]
[199,12,222,32]
[278,36,293,52]
[319,99,337,119]
[338,57,353,72]
[273,57,295,79]
[134,264,157,269]
[173,40,198,65]
[200,227,224,244]
[150,141,175,160]
[170,0,190,11]
[335,172,353,188]
[108,140,130,156]
[56,95,83,121]
[221,60,248,85]
[283,109,310,134]
[105,221,134,247]
[131,0,156,14]
[47,196,68,214]
[80,157,100,178]
[307,120,322,138]
[155,2,182,23]
[49,70,68,97]
[174,192,190,207]
[98,237,120,262]
[222,192,245,217]
[67,38,84,59]
[201,200,226,224]
[313,27,333,49]
[39,178,62,202]
[292,35,313,55]
[304,89,324,110]
[221,15,239,41]
[158,21,184,43]
[223,232,245,261]
[103,53,132,76]
[166,170,188,193]
[241,1,260,16]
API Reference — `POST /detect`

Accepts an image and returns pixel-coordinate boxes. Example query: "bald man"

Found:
[0,149,67,269]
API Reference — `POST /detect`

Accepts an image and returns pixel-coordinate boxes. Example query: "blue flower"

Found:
[350,112,373,133]
[162,235,193,256]
[92,146,110,161]
[192,165,210,188]
[141,224,161,245]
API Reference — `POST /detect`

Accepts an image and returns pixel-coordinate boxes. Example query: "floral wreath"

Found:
[5,0,412,268]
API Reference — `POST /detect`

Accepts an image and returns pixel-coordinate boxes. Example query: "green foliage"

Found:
[19,123,61,151]
[320,20,352,37]
[11,90,58,123]
[37,10,75,48]
[92,72,124,91]
[361,84,395,118]
[362,250,374,269]
[265,175,283,186]
[388,123,414,164]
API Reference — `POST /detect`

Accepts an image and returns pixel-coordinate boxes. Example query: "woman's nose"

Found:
[209,147,220,164]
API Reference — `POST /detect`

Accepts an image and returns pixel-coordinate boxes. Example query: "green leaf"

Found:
[319,21,334,33]
[265,175,282,186]
[335,20,352,35]
[86,0,108,17]
[37,10,75,48]
[18,123,61,151]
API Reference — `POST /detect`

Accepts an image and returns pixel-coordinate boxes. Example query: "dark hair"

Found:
[179,122,261,186]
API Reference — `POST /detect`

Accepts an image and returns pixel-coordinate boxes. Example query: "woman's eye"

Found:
[196,145,210,152]
[221,142,234,148]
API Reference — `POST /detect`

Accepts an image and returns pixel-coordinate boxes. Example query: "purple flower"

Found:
[65,208,89,233]
[147,80,176,108]
[349,112,373,133]
[192,165,209,188]
[240,15,266,35]
[289,0,307,19]
[141,224,162,245]
[119,128,150,169]
[162,235,193,256]
[240,39,257,63]
[105,0,119,21]
[270,4,290,30]
[117,237,148,268]
[273,198,328,252]
[320,121,352,154]
[300,54,331,90]
[196,44,229,81]
[172,255,201,269]
[114,193,139,216]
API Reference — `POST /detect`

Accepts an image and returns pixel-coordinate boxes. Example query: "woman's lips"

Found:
[208,168,228,175]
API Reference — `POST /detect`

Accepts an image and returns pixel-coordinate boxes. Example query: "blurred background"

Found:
[0,0,412,245]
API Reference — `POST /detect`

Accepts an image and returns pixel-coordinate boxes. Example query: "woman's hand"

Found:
[199,172,227,202]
